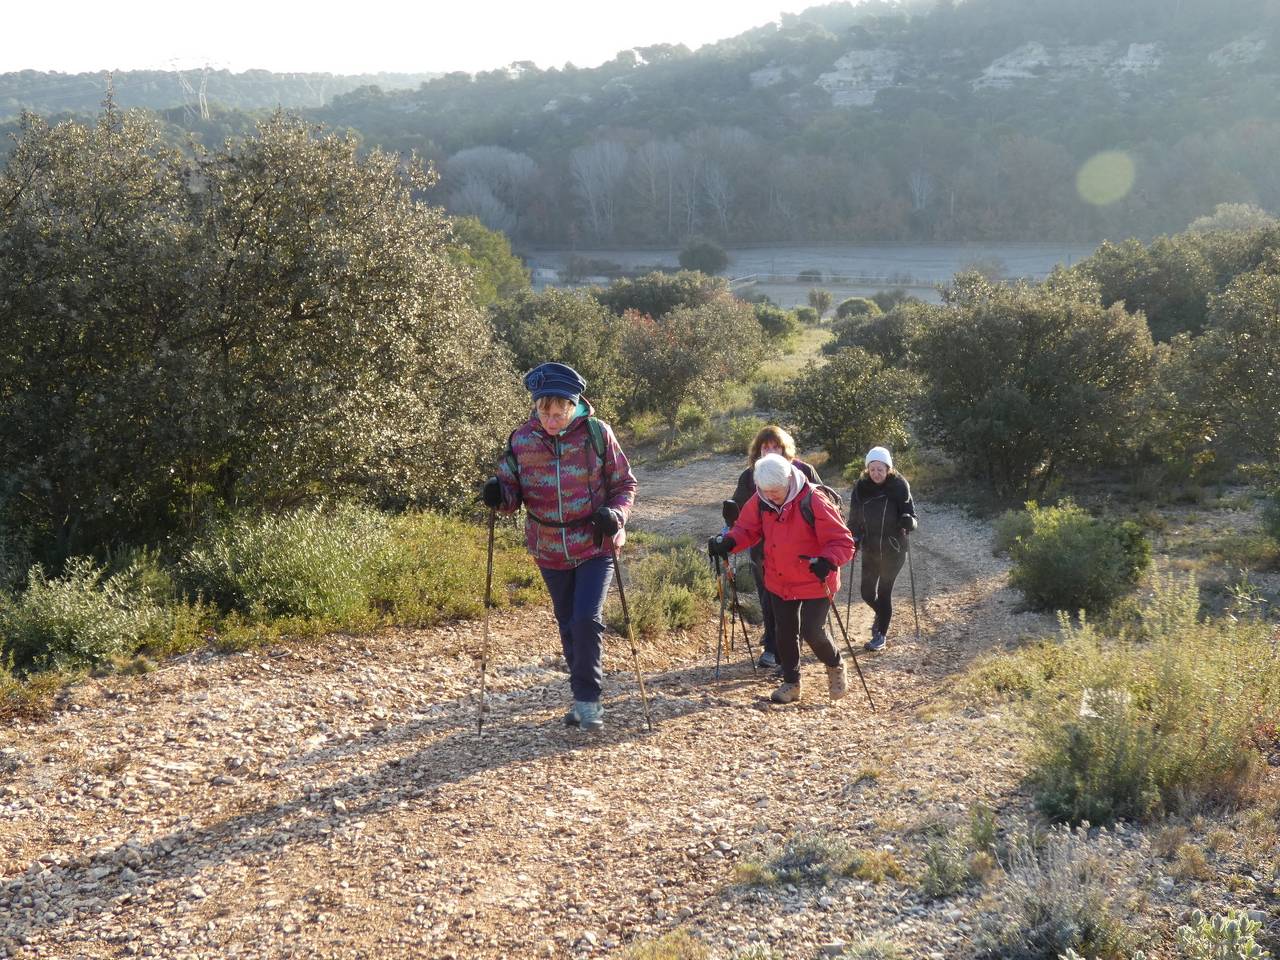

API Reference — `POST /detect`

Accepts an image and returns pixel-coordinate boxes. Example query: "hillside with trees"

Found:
[309,0,1280,245]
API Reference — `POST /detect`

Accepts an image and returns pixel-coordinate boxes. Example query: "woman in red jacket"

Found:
[709,453,854,704]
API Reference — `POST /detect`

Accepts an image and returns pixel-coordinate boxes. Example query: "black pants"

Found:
[861,545,907,636]
[766,592,841,684]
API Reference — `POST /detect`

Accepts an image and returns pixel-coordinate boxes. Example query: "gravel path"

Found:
[0,462,1064,960]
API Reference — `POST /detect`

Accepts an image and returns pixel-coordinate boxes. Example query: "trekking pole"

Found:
[611,542,654,732]
[714,555,727,680]
[724,558,759,675]
[802,556,875,711]
[477,508,496,736]
[906,537,922,645]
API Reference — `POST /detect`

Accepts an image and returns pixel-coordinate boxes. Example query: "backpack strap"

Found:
[798,484,843,529]
[505,416,612,527]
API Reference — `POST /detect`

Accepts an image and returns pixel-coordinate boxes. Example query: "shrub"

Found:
[183,503,392,623]
[921,833,971,899]
[678,237,729,274]
[1196,253,1280,465]
[370,512,542,625]
[981,825,1136,960]
[0,110,519,553]
[1077,235,1217,340]
[840,939,905,960]
[836,297,881,320]
[1008,502,1150,614]
[596,270,726,319]
[754,302,800,340]
[992,508,1035,558]
[825,303,926,366]
[0,558,173,673]
[794,306,819,324]
[782,347,920,465]
[1175,909,1269,960]
[619,297,765,426]
[1029,582,1278,825]
[606,540,714,638]
[488,289,622,414]
[915,272,1155,497]
[766,832,861,885]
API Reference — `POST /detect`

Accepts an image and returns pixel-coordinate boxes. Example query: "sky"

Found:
[3,1,827,76]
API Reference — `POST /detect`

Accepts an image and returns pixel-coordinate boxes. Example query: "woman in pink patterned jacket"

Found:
[482,362,637,731]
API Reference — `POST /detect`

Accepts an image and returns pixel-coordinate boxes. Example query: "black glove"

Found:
[707,534,735,559]
[808,556,835,580]
[900,515,918,533]
[481,477,503,509]
[591,507,621,546]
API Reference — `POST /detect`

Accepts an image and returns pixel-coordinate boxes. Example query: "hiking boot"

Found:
[563,703,581,726]
[865,630,887,652]
[827,659,848,701]
[576,700,605,731]
[757,650,779,669]
[770,681,801,704]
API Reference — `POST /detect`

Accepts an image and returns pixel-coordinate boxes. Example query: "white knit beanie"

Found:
[754,453,793,492]
[865,446,893,470]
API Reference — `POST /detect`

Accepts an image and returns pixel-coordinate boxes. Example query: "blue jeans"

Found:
[539,556,614,703]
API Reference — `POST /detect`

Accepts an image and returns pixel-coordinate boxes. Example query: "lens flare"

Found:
[1077,151,1136,206]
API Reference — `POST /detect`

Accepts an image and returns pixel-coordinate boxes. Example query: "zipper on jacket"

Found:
[554,437,570,561]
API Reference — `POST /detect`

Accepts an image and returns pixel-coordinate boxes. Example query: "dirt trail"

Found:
[0,457,1054,960]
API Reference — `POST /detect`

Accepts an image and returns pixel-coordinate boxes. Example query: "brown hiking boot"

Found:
[827,660,848,701]
[770,681,801,704]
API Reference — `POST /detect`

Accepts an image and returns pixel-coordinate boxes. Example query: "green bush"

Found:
[0,110,519,554]
[992,507,1035,558]
[782,346,920,464]
[794,306,819,324]
[921,832,972,900]
[836,297,881,320]
[915,272,1155,497]
[0,558,173,673]
[488,288,622,415]
[808,288,833,317]
[824,303,926,366]
[754,302,800,340]
[1175,909,1269,960]
[678,237,729,274]
[1030,578,1278,825]
[183,503,392,622]
[370,512,542,625]
[619,296,765,426]
[606,539,714,638]
[1009,502,1150,614]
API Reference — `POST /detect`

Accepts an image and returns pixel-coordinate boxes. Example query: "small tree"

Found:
[914,272,1155,496]
[620,297,764,427]
[488,289,622,416]
[446,215,530,306]
[808,288,833,318]
[835,297,881,320]
[1077,235,1217,339]
[678,237,729,274]
[783,347,920,465]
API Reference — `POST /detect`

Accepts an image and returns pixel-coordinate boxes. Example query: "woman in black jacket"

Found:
[730,425,821,669]
[847,446,917,652]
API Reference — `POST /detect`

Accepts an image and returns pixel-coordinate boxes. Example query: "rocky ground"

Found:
[0,457,1273,959]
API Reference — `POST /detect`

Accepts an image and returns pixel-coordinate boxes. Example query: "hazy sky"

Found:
[4,1,825,75]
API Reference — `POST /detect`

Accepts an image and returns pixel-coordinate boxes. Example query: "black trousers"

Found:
[766,592,841,684]
[861,545,907,636]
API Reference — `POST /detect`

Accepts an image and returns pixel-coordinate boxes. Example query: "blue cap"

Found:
[524,362,587,402]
